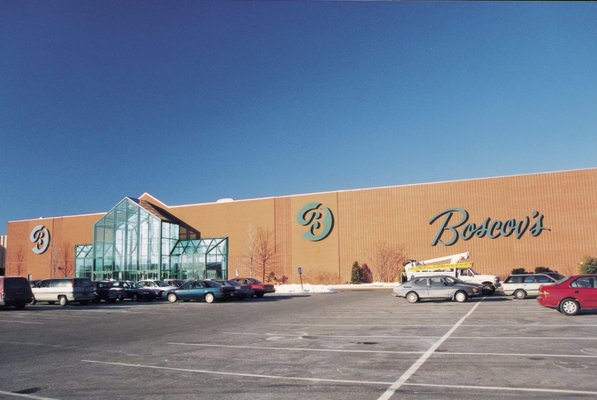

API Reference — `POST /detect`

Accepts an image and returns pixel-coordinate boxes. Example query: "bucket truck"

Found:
[403,252,499,294]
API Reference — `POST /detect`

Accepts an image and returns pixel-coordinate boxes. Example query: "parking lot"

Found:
[1,290,597,399]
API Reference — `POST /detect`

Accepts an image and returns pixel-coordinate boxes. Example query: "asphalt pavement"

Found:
[1,290,597,399]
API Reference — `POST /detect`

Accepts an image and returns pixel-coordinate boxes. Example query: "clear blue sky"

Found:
[1,1,596,233]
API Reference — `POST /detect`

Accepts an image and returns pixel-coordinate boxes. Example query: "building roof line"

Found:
[8,212,106,224]
[6,167,596,220]
[168,167,597,209]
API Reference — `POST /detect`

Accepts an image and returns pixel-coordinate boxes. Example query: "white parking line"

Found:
[168,342,597,359]
[0,320,43,325]
[451,336,597,340]
[168,342,424,355]
[403,382,597,397]
[223,331,443,339]
[273,322,597,328]
[80,360,393,386]
[273,323,462,327]
[223,331,597,340]
[439,351,597,359]
[377,301,482,400]
[80,359,597,397]
[0,390,59,400]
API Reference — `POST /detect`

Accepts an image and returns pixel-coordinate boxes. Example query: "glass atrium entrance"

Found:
[75,197,227,281]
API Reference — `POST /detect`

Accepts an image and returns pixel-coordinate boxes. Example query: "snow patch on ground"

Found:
[274,282,399,294]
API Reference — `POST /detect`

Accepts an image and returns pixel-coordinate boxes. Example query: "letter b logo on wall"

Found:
[30,225,51,254]
[297,203,334,241]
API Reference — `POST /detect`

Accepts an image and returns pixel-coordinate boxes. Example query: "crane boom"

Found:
[409,252,470,267]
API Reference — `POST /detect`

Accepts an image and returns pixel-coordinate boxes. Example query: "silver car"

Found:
[393,275,480,303]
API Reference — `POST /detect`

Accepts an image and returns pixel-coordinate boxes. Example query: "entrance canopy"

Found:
[75,197,227,281]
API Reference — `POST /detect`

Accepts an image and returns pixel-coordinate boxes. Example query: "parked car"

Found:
[537,274,597,316]
[164,280,234,303]
[121,281,158,301]
[29,280,41,288]
[164,279,186,288]
[217,280,254,299]
[93,281,125,303]
[31,278,95,306]
[136,280,179,298]
[437,276,485,296]
[393,275,480,303]
[0,277,34,309]
[501,273,563,299]
[229,278,275,298]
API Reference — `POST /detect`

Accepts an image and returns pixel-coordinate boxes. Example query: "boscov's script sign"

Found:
[297,202,334,241]
[429,208,550,246]
[30,225,51,254]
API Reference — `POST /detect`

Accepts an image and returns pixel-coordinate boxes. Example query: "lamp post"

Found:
[297,266,304,292]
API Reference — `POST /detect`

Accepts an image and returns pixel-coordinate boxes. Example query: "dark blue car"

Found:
[165,280,233,303]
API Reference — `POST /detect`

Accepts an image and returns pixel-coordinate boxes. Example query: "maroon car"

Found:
[537,274,597,316]
[230,278,275,298]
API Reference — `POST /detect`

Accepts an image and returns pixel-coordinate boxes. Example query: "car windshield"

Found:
[155,281,170,287]
[554,276,570,285]
[249,278,262,284]
[546,273,564,281]
[444,276,465,285]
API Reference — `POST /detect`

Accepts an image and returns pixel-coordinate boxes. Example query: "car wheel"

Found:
[559,298,580,316]
[15,302,26,310]
[483,284,495,295]
[30,298,37,305]
[255,293,264,298]
[58,296,68,307]
[205,293,215,303]
[454,291,468,303]
[406,292,419,304]
[167,293,177,303]
[514,289,527,300]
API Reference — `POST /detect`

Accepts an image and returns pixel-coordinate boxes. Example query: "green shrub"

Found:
[360,264,373,283]
[351,261,361,284]
[580,256,597,274]
[535,266,553,273]
[511,267,528,275]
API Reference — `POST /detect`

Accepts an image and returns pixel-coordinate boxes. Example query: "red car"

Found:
[230,278,275,298]
[537,274,597,316]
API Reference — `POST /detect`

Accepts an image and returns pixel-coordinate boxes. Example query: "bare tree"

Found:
[57,242,74,277]
[370,242,408,282]
[254,226,276,282]
[10,246,26,277]
[244,225,256,278]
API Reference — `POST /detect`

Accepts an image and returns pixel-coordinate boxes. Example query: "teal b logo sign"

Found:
[297,202,334,241]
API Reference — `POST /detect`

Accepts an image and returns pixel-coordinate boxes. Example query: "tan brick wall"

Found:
[6,169,597,282]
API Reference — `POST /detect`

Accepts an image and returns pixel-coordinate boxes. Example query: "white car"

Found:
[500,273,563,299]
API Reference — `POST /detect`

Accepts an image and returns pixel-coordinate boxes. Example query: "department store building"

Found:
[5,168,597,283]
